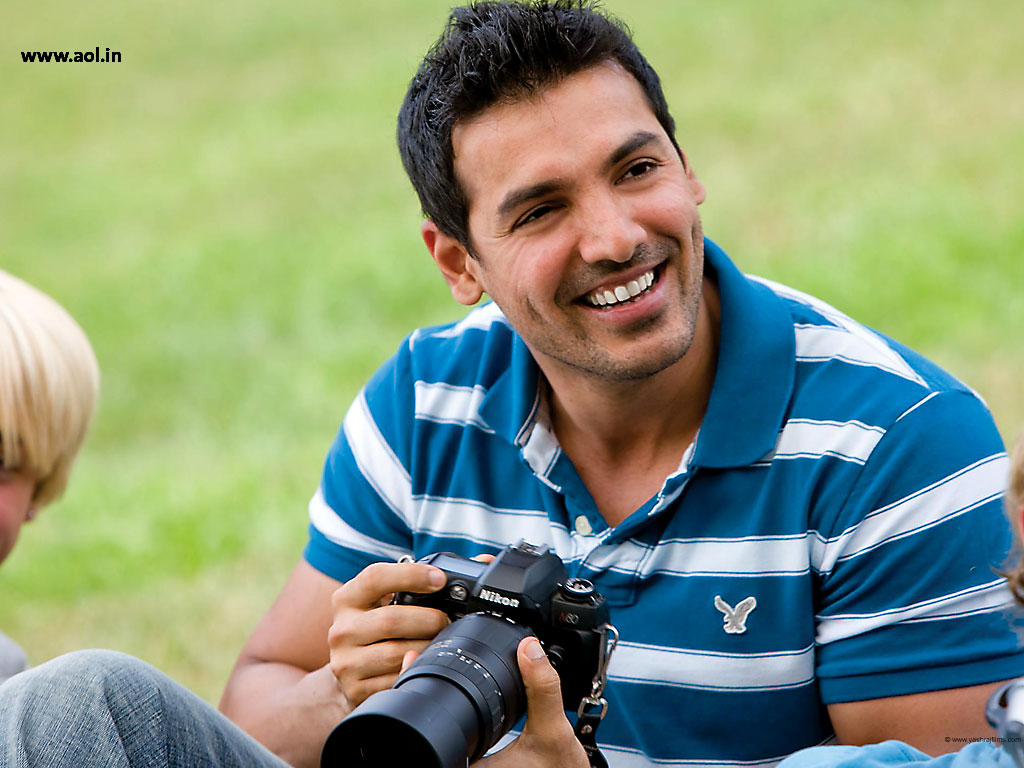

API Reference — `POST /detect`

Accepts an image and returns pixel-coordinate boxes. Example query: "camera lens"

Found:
[322,613,532,768]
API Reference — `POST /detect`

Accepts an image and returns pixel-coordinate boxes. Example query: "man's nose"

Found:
[575,193,645,264]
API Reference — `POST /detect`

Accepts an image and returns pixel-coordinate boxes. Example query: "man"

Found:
[1,3,1020,768]
[219,1,1022,765]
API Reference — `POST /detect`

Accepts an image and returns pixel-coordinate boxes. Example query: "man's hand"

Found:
[476,637,590,768]
[327,561,450,709]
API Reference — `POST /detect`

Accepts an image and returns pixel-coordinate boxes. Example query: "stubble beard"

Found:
[528,225,706,383]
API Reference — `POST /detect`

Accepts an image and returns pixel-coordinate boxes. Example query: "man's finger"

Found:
[334,637,434,680]
[336,604,449,647]
[518,637,572,738]
[401,649,419,673]
[344,672,405,709]
[333,562,446,609]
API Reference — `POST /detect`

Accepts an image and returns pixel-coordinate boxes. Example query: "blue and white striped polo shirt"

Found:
[305,239,1023,768]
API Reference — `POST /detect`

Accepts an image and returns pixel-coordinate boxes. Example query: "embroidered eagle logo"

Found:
[714,595,757,634]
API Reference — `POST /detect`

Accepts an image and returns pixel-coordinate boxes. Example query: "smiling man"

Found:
[1,3,1021,768]
[218,2,1022,766]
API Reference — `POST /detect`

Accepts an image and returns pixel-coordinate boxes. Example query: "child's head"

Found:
[1012,432,1024,527]
[0,270,99,563]
[1006,431,1024,605]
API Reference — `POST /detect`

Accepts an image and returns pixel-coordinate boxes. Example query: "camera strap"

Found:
[987,679,1024,768]
[574,700,609,768]
[574,624,619,768]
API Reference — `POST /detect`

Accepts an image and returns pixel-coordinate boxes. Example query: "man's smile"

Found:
[582,265,659,308]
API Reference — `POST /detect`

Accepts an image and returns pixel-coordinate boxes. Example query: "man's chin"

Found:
[553,336,694,383]
[596,352,690,382]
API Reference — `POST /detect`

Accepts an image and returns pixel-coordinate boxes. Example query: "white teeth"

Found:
[585,269,656,307]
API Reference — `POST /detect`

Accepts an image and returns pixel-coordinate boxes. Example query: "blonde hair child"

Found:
[1,269,99,682]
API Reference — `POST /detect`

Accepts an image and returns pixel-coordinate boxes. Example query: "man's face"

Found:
[445,61,707,383]
[0,464,36,565]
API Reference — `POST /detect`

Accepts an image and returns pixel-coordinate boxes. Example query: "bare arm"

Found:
[219,561,343,767]
[828,679,1008,756]
[219,558,449,768]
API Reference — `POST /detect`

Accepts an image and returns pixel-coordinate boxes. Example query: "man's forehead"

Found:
[451,62,664,205]
[452,61,648,144]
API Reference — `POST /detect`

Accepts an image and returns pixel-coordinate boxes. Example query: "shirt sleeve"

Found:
[776,741,1012,768]
[814,389,1024,703]
[0,631,29,685]
[303,338,417,582]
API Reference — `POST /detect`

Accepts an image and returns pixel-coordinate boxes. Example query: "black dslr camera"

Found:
[321,540,613,768]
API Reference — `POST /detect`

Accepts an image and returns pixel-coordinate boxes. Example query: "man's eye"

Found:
[620,160,657,181]
[514,204,556,229]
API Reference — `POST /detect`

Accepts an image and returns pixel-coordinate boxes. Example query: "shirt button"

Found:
[574,515,593,535]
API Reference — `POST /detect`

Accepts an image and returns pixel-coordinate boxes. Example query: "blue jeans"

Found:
[0,650,292,768]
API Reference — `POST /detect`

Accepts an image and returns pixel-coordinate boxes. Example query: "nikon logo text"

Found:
[480,589,520,608]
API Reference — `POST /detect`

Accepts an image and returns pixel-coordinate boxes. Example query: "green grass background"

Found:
[1,0,1021,705]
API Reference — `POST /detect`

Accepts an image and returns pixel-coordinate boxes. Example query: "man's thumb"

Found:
[518,637,567,728]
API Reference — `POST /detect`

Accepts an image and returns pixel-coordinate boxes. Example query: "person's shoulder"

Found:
[751,274,984,423]
[389,302,518,389]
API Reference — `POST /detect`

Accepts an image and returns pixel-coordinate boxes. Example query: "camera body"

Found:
[394,539,610,709]
[321,540,612,768]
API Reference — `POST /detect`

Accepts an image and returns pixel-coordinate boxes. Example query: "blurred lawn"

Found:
[1,0,1021,704]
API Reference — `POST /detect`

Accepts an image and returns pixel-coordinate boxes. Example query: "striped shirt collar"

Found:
[477,238,796,470]
[695,238,795,468]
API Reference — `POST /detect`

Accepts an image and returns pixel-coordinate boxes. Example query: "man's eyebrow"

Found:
[608,130,661,167]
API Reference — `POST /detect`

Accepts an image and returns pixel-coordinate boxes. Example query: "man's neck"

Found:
[540,278,721,525]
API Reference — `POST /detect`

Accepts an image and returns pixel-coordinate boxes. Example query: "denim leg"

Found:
[0,649,292,768]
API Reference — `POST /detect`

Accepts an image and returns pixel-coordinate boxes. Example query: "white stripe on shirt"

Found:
[751,275,925,386]
[626,535,812,578]
[816,579,1012,645]
[413,495,561,549]
[768,418,886,465]
[308,488,411,563]
[610,640,814,691]
[793,324,925,385]
[420,302,509,341]
[414,381,494,432]
[812,454,1009,573]
[343,391,414,526]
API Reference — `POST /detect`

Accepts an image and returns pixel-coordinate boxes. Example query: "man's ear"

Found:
[677,148,707,205]
[422,220,485,306]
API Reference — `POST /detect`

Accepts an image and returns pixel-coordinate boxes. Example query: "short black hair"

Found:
[396,0,677,251]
